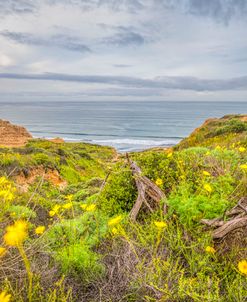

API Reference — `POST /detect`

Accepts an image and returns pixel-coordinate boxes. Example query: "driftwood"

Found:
[201,197,247,239]
[126,153,167,221]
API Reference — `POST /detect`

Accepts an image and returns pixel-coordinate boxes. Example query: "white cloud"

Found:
[0,53,13,67]
[0,0,247,101]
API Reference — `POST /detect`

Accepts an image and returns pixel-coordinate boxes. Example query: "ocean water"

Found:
[0,101,246,151]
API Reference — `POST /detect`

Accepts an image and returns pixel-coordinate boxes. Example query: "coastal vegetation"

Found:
[0,115,246,301]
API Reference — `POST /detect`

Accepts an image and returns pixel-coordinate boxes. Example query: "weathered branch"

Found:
[213,217,247,239]
[201,218,224,228]
[127,153,167,221]
[201,197,247,239]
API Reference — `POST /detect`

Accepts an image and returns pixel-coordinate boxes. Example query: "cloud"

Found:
[103,31,145,46]
[0,31,91,53]
[47,0,144,13]
[181,0,247,24]
[1,0,247,24]
[1,72,247,92]
[0,0,37,15]
[101,25,146,47]
[113,64,132,68]
[151,0,247,24]
[0,0,144,16]
[0,54,13,67]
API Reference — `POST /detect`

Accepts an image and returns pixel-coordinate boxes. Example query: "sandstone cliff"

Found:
[0,119,32,147]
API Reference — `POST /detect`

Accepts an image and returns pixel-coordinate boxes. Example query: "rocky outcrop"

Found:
[0,119,32,147]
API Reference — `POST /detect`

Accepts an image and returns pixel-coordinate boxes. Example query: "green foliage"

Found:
[31,152,52,166]
[102,216,247,302]
[7,205,37,220]
[0,151,25,168]
[213,119,247,137]
[0,116,246,301]
[167,183,230,225]
[99,164,137,215]
[176,115,247,150]
[44,212,108,282]
[60,165,82,184]
[55,243,104,282]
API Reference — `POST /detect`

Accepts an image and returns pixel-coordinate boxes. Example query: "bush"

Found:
[210,119,247,137]
[55,243,105,282]
[32,153,51,165]
[44,212,109,282]
[7,205,37,220]
[98,165,137,215]
[60,165,82,184]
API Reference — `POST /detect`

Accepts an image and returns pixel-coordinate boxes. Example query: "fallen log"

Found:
[126,153,167,221]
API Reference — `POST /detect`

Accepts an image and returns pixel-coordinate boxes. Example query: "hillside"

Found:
[0,116,246,301]
[175,114,247,150]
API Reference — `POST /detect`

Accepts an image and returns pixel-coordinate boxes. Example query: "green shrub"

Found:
[55,243,105,282]
[98,165,137,215]
[168,185,230,226]
[7,205,37,220]
[213,119,247,137]
[32,153,51,165]
[60,165,82,184]
[44,212,108,281]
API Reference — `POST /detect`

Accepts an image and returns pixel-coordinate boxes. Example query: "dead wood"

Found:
[126,153,167,221]
[201,218,224,228]
[201,197,247,240]
[213,217,247,239]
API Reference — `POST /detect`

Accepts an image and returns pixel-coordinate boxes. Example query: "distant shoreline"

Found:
[32,135,180,152]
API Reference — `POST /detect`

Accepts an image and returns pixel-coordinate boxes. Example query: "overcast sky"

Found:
[0,0,247,102]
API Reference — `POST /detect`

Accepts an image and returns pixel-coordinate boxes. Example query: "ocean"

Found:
[0,101,246,152]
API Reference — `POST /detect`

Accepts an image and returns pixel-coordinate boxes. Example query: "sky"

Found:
[0,0,247,102]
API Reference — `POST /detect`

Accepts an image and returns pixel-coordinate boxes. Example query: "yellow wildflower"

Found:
[154,221,167,229]
[49,204,61,217]
[53,205,61,212]
[215,145,221,150]
[0,291,11,302]
[239,147,246,153]
[203,183,213,193]
[0,247,7,258]
[167,152,173,158]
[14,220,28,230]
[0,177,7,185]
[205,246,216,254]
[205,151,211,156]
[80,204,88,210]
[155,178,163,186]
[202,171,211,177]
[4,220,28,247]
[0,190,14,202]
[240,164,247,171]
[85,204,96,212]
[238,260,247,276]
[49,210,56,217]
[111,227,118,235]
[35,226,45,235]
[63,203,73,210]
[65,194,73,201]
[108,215,122,227]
